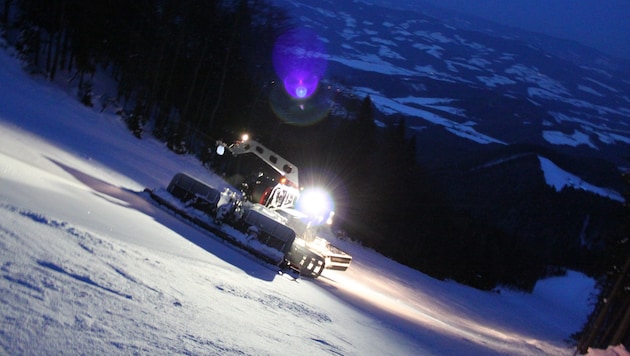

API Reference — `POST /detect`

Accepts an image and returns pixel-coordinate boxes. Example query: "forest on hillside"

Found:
[2,0,629,323]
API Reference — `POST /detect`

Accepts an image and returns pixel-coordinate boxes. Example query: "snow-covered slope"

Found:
[0,43,597,354]
[538,156,624,202]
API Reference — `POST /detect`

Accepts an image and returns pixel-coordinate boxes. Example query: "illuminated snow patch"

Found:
[412,43,443,59]
[584,77,618,93]
[477,75,516,88]
[353,87,505,145]
[542,130,597,149]
[396,96,465,116]
[378,45,405,60]
[582,126,630,145]
[538,156,624,202]
[507,64,570,95]
[577,85,604,97]
[328,55,417,76]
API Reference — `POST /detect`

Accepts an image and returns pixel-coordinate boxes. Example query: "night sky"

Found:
[381,0,630,59]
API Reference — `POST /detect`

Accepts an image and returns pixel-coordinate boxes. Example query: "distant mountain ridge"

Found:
[273,0,628,254]
[274,0,630,175]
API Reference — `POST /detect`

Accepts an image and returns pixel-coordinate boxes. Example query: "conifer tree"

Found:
[576,171,630,352]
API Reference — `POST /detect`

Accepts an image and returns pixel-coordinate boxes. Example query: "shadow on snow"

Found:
[48,157,280,282]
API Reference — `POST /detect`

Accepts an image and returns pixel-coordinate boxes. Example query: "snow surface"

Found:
[0,46,598,355]
[542,129,597,149]
[538,156,624,202]
[352,87,506,145]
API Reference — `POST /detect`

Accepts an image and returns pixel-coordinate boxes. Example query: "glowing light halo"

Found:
[269,84,332,126]
[296,187,335,224]
[272,27,328,120]
[296,86,307,98]
[283,72,319,99]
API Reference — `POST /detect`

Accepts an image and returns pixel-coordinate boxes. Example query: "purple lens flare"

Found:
[283,72,319,99]
[272,28,327,100]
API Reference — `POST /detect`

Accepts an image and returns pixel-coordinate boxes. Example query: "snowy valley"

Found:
[275,0,630,178]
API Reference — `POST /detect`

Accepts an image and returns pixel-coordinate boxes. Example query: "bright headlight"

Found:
[296,187,334,224]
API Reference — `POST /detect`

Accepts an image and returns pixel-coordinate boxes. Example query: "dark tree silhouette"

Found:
[575,172,630,353]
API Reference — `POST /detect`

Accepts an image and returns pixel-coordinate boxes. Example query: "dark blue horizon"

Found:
[374,0,630,60]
